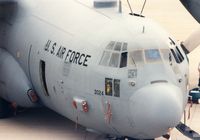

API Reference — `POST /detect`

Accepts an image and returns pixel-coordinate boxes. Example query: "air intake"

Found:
[94,0,117,8]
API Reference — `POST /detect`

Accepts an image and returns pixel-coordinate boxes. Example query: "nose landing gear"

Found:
[0,98,16,118]
[105,135,155,140]
[120,138,154,140]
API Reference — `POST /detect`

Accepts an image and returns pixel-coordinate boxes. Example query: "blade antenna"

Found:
[140,0,147,15]
[127,0,133,15]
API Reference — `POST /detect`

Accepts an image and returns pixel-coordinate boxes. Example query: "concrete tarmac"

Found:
[0,108,100,140]
[0,104,199,140]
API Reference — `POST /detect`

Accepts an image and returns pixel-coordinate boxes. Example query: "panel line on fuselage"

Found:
[31,14,74,36]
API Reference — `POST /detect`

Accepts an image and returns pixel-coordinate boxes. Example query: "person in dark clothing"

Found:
[199,78,200,87]
[198,63,200,87]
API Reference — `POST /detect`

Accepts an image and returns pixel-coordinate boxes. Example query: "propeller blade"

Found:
[182,28,200,53]
[180,0,200,23]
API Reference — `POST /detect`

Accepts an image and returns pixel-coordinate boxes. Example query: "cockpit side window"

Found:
[100,41,128,68]
[120,52,127,68]
[169,37,185,64]
[170,49,180,63]
[109,53,120,67]
[99,51,111,66]
[176,46,184,61]
[170,47,184,64]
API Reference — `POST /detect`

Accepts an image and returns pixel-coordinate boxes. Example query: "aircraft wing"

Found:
[180,0,200,23]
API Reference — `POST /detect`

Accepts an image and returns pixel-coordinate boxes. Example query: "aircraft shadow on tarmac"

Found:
[0,108,106,140]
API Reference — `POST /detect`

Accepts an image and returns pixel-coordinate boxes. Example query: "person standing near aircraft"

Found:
[198,62,200,88]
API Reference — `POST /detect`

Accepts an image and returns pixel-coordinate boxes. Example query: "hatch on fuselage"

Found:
[93,0,117,8]
[39,60,50,96]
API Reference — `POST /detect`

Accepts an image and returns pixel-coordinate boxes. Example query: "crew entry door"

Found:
[28,44,52,99]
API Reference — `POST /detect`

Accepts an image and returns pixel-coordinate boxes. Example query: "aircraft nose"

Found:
[129,83,183,139]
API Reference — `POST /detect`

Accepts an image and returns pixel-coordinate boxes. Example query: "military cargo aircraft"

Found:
[0,0,199,139]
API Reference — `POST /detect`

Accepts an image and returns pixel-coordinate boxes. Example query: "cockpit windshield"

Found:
[129,50,144,67]
[129,49,163,67]
[100,41,170,68]
[145,49,161,63]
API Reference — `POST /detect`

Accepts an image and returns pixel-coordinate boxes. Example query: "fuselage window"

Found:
[145,49,161,63]
[105,78,113,96]
[109,53,120,67]
[114,79,120,97]
[99,51,111,66]
[120,52,128,68]
[105,78,120,97]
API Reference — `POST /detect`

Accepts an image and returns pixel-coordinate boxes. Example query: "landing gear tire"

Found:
[0,98,12,118]
[116,137,154,140]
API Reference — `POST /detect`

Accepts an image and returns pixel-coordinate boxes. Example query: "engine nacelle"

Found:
[0,48,38,107]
